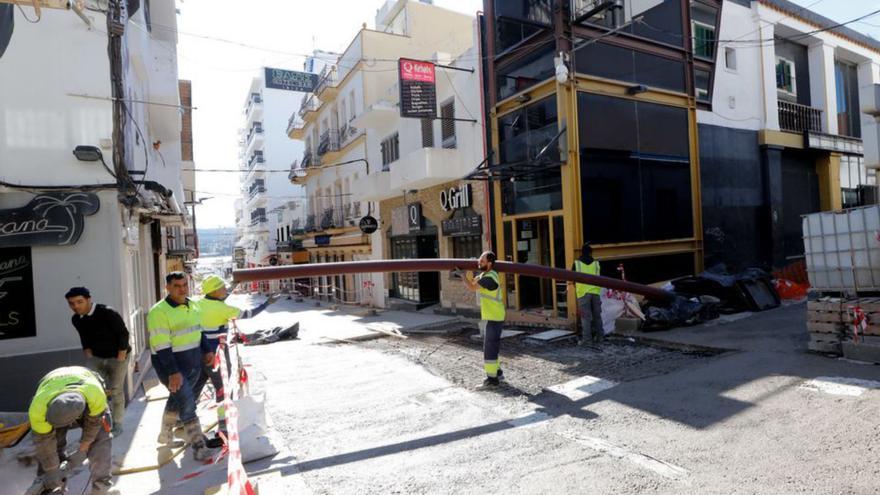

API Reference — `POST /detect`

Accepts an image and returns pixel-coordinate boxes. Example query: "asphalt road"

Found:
[241,300,880,494]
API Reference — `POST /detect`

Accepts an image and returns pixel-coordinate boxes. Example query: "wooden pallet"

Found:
[806,321,845,335]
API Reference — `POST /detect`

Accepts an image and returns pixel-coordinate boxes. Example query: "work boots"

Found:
[184,419,215,462]
[156,411,178,444]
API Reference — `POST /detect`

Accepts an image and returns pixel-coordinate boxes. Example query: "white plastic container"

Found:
[803,205,880,291]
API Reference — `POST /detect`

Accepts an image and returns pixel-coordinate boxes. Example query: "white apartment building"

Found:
[0,1,189,410]
[237,75,305,292]
[695,0,880,269]
[287,0,474,308]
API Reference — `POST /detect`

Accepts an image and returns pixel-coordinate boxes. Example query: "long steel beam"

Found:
[232,259,674,302]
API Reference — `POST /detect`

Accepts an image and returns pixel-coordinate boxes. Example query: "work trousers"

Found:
[36,415,113,492]
[578,294,604,342]
[483,320,504,378]
[193,343,231,431]
[157,366,201,424]
[87,356,127,431]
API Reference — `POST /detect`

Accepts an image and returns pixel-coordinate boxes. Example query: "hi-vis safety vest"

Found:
[197,298,240,342]
[28,366,107,434]
[147,299,202,355]
[477,270,505,322]
[574,260,601,298]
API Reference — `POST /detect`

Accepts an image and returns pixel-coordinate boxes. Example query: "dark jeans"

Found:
[157,366,201,424]
[578,294,604,342]
[483,320,503,378]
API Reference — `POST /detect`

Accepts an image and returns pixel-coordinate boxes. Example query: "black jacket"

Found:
[71,304,132,358]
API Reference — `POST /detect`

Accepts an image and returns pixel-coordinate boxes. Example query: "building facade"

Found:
[237,75,306,292]
[288,0,475,308]
[0,1,189,410]
[698,0,880,270]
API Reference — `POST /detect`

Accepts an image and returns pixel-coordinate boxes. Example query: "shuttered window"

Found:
[381,132,400,170]
[421,119,434,148]
[441,100,456,149]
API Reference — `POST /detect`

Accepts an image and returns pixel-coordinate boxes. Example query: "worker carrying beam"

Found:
[194,275,278,434]
[26,366,115,495]
[147,272,216,461]
[462,251,507,387]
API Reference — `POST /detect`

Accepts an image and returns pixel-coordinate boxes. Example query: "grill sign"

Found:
[0,247,36,341]
[440,184,472,212]
[398,58,437,119]
[0,193,99,248]
[264,67,319,92]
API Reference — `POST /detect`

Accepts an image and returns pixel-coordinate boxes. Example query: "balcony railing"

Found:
[317,130,342,156]
[298,94,319,118]
[248,151,265,169]
[287,115,305,135]
[302,150,316,169]
[245,93,263,115]
[250,214,267,226]
[305,214,317,232]
[319,208,346,230]
[288,160,302,181]
[246,123,264,143]
[248,180,266,199]
[778,101,823,134]
[315,65,338,95]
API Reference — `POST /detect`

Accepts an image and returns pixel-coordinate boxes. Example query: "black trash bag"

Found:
[243,322,300,346]
[643,297,718,331]
[672,264,780,313]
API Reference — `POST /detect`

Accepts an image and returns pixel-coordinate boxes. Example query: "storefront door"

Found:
[390,233,440,305]
[503,214,567,317]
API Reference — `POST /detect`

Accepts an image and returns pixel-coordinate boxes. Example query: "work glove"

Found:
[65,450,88,470]
[44,468,64,490]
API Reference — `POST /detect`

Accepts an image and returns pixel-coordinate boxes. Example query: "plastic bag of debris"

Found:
[601,289,645,335]
[242,322,300,346]
[642,296,719,331]
[671,264,780,313]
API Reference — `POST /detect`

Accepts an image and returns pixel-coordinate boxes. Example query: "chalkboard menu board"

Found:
[398,58,437,119]
[264,67,319,92]
[0,246,35,341]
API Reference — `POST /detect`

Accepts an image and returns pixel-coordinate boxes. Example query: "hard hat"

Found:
[46,392,86,428]
[201,275,226,295]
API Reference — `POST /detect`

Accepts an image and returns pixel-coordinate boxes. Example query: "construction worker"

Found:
[569,243,604,345]
[66,286,131,435]
[27,366,114,495]
[194,275,277,433]
[463,251,506,387]
[147,271,215,461]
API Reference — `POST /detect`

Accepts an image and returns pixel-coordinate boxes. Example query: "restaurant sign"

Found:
[0,246,36,340]
[0,193,100,248]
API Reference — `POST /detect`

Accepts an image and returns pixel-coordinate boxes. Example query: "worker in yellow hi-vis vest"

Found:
[463,251,506,387]
[569,243,604,346]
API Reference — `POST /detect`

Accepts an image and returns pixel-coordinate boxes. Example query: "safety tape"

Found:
[217,322,257,495]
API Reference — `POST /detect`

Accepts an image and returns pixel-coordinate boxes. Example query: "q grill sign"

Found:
[398,58,437,119]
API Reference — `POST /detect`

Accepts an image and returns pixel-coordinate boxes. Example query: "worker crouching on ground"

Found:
[463,251,507,387]
[27,366,115,495]
[569,243,604,346]
[147,272,216,461]
[66,287,131,435]
[195,275,277,434]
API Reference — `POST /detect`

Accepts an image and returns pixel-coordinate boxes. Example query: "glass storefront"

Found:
[389,224,440,305]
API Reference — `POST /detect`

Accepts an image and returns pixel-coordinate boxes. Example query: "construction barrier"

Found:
[217,325,256,495]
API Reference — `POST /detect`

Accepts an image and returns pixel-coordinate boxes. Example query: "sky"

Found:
[177,0,482,228]
[178,0,880,229]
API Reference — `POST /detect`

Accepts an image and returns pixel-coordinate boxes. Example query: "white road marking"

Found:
[560,432,689,481]
[799,376,880,397]
[545,375,618,402]
[507,411,551,428]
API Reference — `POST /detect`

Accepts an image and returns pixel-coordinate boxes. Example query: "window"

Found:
[574,41,686,93]
[441,100,456,149]
[692,21,716,59]
[725,48,737,71]
[695,68,711,103]
[840,155,870,209]
[494,0,552,53]
[776,57,797,96]
[496,44,555,101]
[576,0,684,47]
[421,118,434,148]
[451,235,483,278]
[380,133,400,170]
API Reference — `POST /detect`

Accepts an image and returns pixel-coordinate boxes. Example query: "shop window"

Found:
[574,41,685,93]
[421,118,434,148]
[380,132,399,170]
[579,92,692,243]
[575,0,684,47]
[609,252,695,284]
[695,68,711,103]
[441,100,457,149]
[451,235,483,279]
[776,57,797,97]
[690,1,718,60]
[494,0,552,53]
[496,44,555,101]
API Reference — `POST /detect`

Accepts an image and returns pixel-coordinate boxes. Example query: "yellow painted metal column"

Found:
[816,152,842,211]
[557,79,581,323]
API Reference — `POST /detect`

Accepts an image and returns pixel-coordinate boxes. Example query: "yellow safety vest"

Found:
[28,366,107,434]
[477,270,505,322]
[574,260,601,298]
[146,298,202,355]
[197,297,241,342]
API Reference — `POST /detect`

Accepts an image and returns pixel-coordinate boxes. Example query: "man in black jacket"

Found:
[66,287,131,435]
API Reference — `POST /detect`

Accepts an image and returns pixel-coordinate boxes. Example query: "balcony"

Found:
[305,214,317,232]
[778,101,823,134]
[317,130,341,156]
[245,93,263,122]
[287,115,306,139]
[248,180,266,200]
[246,123,264,144]
[298,94,320,121]
[343,202,362,222]
[315,65,339,99]
[319,207,346,230]
[249,211,268,226]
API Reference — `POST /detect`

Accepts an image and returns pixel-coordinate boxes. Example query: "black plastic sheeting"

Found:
[242,322,300,346]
